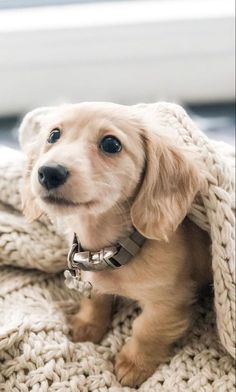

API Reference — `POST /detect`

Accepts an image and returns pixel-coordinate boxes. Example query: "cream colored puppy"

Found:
[20,102,212,387]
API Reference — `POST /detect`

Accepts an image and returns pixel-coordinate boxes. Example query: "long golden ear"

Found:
[21,157,43,222]
[131,132,203,241]
[19,107,55,221]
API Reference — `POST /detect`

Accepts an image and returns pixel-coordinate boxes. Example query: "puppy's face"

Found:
[22,103,145,218]
[20,102,203,241]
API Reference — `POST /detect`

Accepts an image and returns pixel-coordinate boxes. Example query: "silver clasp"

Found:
[74,247,118,271]
[67,234,118,271]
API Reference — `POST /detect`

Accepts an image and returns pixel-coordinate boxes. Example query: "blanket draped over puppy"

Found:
[0,103,235,391]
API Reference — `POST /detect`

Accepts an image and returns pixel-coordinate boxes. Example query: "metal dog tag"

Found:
[64,269,92,298]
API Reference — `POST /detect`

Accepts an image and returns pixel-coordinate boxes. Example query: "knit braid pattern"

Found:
[0,103,235,391]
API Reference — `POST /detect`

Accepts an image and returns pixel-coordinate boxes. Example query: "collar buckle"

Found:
[67,234,118,271]
[67,228,146,272]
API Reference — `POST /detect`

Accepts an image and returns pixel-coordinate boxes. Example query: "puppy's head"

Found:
[20,103,145,221]
[20,102,203,241]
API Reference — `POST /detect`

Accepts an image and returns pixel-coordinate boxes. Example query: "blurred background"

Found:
[0,0,235,153]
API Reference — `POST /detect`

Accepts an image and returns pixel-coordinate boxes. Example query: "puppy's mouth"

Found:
[42,195,93,208]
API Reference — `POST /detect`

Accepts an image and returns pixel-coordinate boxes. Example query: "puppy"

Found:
[20,102,212,387]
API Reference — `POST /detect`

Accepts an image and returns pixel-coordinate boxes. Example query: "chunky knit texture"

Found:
[0,103,235,391]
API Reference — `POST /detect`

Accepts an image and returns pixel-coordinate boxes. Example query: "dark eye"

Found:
[99,135,122,154]
[47,128,61,144]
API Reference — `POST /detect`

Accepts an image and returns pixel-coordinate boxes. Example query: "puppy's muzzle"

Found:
[38,163,69,190]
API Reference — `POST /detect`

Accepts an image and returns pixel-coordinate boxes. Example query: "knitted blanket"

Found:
[0,103,235,392]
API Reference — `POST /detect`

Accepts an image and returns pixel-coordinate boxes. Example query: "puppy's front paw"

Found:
[68,314,107,344]
[115,346,156,387]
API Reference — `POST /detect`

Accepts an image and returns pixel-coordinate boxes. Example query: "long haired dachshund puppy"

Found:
[20,103,212,387]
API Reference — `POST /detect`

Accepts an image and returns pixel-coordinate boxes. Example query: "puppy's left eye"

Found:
[47,128,61,144]
[99,135,122,154]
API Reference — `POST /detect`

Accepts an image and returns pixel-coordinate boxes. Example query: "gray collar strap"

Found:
[67,228,146,272]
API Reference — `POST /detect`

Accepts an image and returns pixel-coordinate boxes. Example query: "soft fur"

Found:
[20,102,212,387]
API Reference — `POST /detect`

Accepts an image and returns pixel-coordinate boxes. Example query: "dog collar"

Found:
[67,228,146,272]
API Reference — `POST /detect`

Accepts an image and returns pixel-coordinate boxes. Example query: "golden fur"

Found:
[20,102,212,387]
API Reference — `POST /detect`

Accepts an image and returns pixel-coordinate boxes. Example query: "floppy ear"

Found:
[19,106,55,152]
[131,131,203,241]
[21,157,43,222]
[19,107,55,221]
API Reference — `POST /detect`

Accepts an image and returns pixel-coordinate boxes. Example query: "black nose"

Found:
[38,163,69,190]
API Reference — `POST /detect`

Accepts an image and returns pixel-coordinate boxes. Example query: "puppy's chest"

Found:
[81,240,177,300]
[82,253,157,300]
[82,269,134,297]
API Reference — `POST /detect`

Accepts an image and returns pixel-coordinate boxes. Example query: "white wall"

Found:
[0,0,234,116]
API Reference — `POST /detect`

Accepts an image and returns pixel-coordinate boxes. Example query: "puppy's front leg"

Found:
[115,302,190,387]
[69,294,113,343]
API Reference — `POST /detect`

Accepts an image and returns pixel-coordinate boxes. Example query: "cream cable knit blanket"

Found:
[0,103,235,392]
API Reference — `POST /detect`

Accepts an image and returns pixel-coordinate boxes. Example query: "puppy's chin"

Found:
[35,194,95,216]
[42,195,81,207]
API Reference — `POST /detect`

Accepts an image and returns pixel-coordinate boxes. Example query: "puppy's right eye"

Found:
[47,128,61,144]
